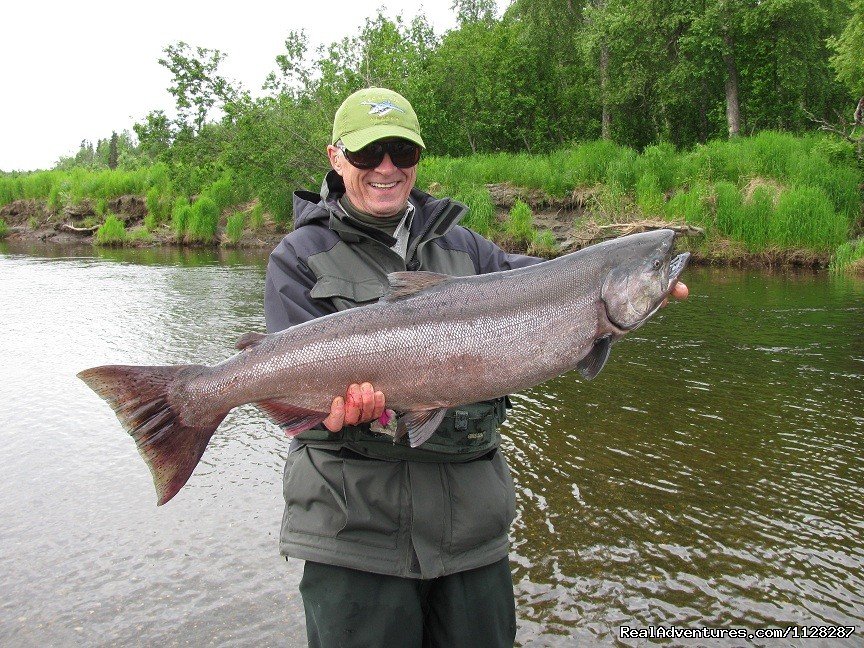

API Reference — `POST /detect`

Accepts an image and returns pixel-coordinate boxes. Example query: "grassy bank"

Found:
[418,132,863,267]
[2,133,862,270]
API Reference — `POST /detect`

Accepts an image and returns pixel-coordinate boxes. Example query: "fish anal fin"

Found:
[253,398,327,436]
[577,336,612,380]
[397,408,449,447]
[382,271,451,302]
[236,332,268,351]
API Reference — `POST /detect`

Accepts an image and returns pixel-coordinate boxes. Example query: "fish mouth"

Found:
[666,252,690,291]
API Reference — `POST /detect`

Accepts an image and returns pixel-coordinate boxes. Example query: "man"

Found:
[265,87,687,647]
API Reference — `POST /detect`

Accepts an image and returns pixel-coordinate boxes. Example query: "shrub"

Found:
[225,211,245,245]
[95,214,127,246]
[206,173,236,212]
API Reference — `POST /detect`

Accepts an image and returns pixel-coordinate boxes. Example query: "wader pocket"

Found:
[337,455,403,549]
[445,451,517,554]
[284,447,403,549]
[284,447,346,539]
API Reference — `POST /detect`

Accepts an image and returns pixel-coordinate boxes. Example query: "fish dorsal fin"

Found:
[235,332,268,351]
[382,271,451,302]
[577,336,612,380]
[396,408,449,447]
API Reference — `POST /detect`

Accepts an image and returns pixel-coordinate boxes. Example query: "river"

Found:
[1,241,862,647]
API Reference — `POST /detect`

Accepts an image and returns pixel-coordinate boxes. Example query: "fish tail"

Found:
[77,364,225,506]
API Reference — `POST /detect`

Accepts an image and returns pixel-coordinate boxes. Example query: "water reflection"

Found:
[1,243,862,647]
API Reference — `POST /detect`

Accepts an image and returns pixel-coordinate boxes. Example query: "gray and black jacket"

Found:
[265,171,539,578]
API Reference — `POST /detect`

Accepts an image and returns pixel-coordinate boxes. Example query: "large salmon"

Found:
[79,229,689,505]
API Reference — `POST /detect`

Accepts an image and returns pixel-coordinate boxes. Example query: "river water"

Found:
[1,241,862,647]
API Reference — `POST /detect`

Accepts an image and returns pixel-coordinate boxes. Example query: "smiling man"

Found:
[264,87,686,647]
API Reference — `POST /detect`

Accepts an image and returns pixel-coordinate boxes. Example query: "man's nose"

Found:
[374,153,398,173]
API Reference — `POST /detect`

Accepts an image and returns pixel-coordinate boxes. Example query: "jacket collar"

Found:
[292,170,467,249]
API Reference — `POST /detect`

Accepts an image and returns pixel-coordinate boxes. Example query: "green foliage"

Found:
[185,196,220,242]
[830,237,864,273]
[505,199,535,246]
[0,218,8,239]
[204,172,237,212]
[829,0,864,95]
[159,41,238,134]
[95,215,127,246]
[225,211,245,245]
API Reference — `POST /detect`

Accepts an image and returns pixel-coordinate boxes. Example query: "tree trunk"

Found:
[722,33,741,138]
[600,43,612,140]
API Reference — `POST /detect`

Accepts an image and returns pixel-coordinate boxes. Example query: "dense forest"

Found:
[1,0,863,269]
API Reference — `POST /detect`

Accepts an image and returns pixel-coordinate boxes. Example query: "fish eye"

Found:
[652,259,662,270]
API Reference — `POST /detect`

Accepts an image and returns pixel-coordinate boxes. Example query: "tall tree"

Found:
[158,42,238,134]
[108,131,119,169]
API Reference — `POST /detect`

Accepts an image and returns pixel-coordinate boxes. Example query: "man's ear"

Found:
[326,145,343,176]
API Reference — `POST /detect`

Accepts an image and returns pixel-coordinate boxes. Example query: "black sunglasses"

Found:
[336,140,422,169]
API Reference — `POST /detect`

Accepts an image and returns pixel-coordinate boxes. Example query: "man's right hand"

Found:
[323,382,386,432]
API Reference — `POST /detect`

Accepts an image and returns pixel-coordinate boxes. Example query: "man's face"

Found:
[327,139,417,218]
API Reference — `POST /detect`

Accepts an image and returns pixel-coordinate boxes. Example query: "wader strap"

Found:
[295,398,509,463]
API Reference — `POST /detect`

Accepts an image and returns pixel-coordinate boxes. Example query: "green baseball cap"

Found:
[332,87,425,151]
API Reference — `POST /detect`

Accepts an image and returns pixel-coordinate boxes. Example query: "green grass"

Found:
[171,197,191,236]
[453,185,495,236]
[419,132,861,253]
[225,211,245,245]
[0,218,8,239]
[505,199,535,246]
[248,203,265,230]
[186,196,219,243]
[94,214,127,246]
[830,238,864,273]
[529,229,557,256]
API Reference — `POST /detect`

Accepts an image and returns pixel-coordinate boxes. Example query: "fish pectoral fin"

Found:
[235,332,269,351]
[397,408,449,447]
[253,399,328,436]
[577,336,612,380]
[381,271,452,302]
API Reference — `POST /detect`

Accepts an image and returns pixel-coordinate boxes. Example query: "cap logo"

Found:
[361,100,405,116]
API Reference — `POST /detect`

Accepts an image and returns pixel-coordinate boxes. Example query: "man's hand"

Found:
[323,382,386,432]
[661,281,689,307]
[671,281,689,300]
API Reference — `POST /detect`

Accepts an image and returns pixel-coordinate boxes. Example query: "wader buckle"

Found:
[453,409,470,432]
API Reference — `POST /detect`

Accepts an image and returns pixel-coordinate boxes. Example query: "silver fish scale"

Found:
[184,230,674,418]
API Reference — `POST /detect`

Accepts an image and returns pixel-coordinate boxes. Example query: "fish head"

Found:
[600,229,690,332]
